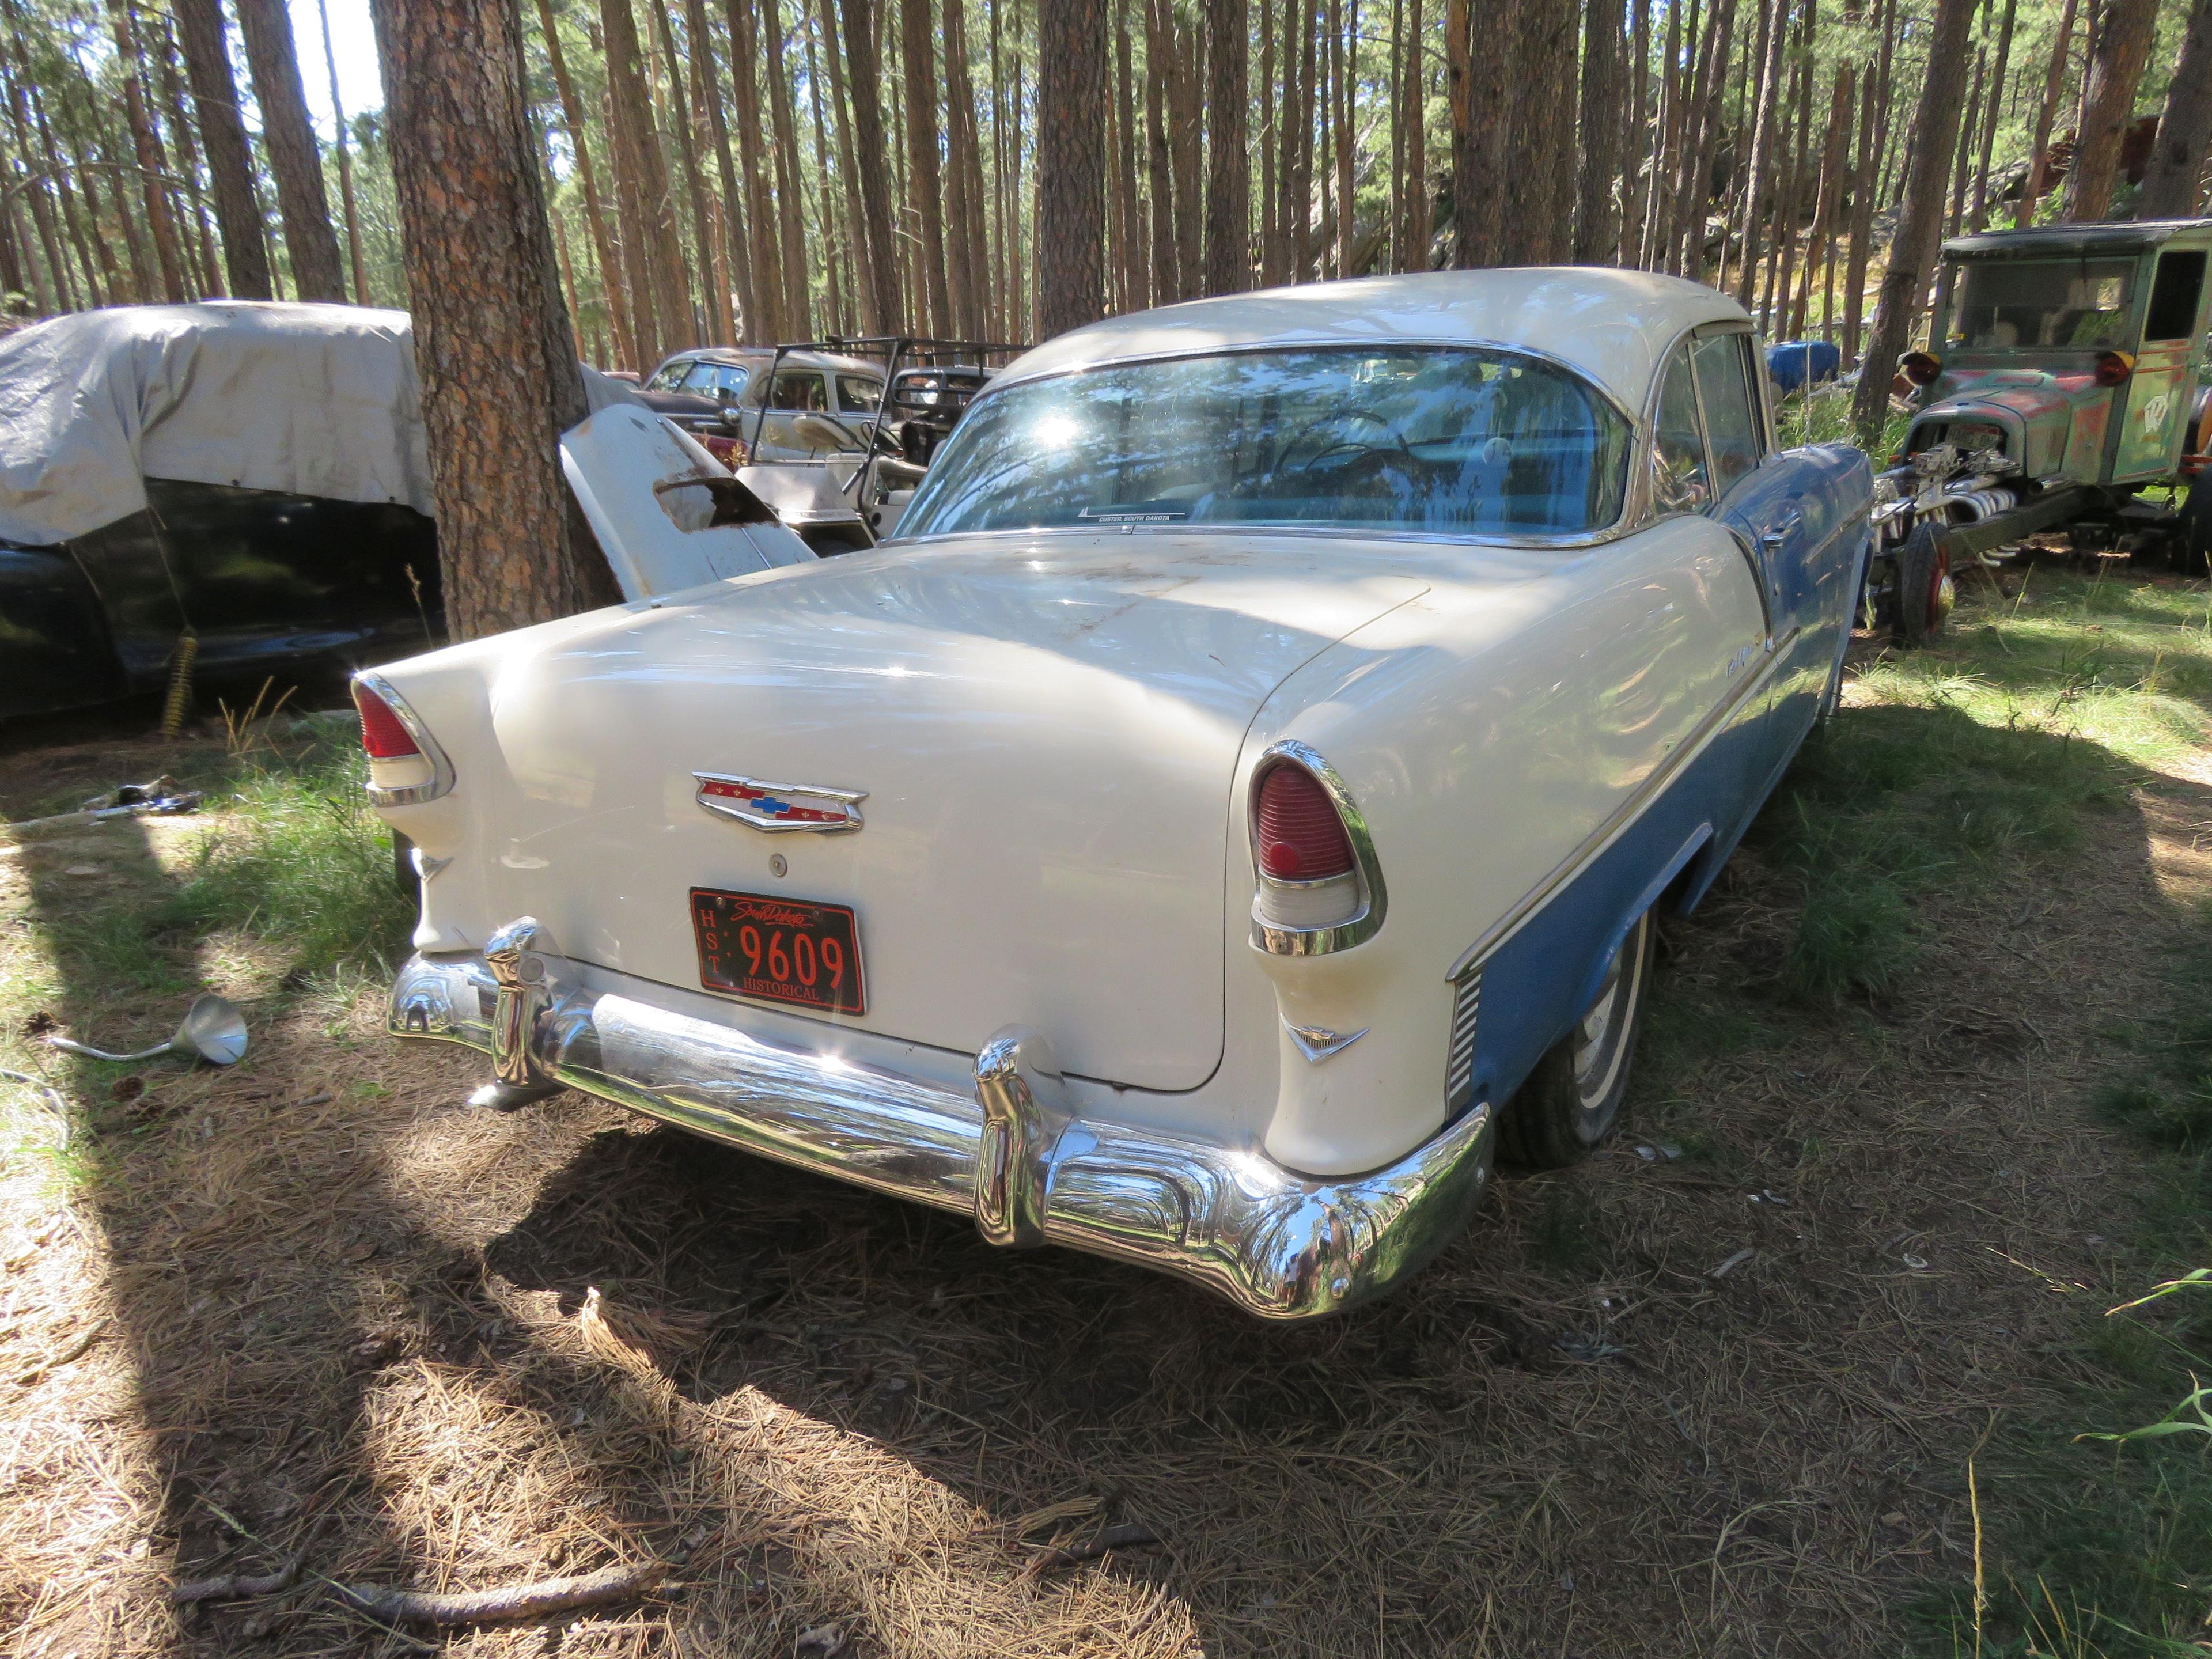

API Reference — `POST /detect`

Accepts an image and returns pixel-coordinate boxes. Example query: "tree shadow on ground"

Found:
[7,663,2206,1656]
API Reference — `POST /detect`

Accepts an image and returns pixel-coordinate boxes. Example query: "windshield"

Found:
[894,347,1631,540]
[1945,257,2138,349]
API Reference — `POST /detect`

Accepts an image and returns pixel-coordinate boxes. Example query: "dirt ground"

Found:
[0,620,2204,1658]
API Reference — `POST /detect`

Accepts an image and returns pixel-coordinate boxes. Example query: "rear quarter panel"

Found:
[1219,517,1771,1176]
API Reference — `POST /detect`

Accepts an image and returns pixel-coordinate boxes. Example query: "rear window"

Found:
[1946,257,2137,349]
[895,346,1631,541]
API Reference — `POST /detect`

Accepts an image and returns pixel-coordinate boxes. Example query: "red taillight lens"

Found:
[1254,763,1355,882]
[2095,350,2135,388]
[1901,351,1943,387]
[354,684,421,759]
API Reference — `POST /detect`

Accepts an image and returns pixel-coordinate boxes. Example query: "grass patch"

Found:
[155,736,414,984]
[1752,567,2208,1003]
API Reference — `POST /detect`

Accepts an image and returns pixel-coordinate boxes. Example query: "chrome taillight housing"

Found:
[352,672,455,806]
[1248,740,1387,956]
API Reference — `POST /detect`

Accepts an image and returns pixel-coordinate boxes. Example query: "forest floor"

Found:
[2,562,2211,1658]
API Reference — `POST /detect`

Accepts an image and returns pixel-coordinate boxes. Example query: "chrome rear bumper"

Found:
[387,919,1492,1320]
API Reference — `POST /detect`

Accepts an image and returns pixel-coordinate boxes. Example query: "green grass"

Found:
[1752,568,2211,1005]
[154,736,415,984]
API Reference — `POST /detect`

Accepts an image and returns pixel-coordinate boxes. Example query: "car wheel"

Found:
[1495,908,1656,1169]
[2176,483,2212,576]
[1894,522,1953,646]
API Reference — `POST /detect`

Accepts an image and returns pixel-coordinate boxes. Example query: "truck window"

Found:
[1945,257,2136,349]
[2146,251,2207,342]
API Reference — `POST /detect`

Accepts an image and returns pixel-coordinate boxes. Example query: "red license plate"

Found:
[690,888,866,1015]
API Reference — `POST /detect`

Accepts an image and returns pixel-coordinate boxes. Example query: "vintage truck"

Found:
[1874,218,2212,641]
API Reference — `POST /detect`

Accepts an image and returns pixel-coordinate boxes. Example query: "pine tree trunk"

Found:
[537,0,642,366]
[1446,0,1476,264]
[835,0,903,328]
[1203,0,1249,291]
[1802,63,1850,337]
[2139,0,2212,218]
[104,0,188,302]
[818,0,876,328]
[1147,0,1182,294]
[898,0,952,332]
[1117,0,1149,305]
[1733,0,1787,305]
[1968,0,2016,230]
[310,0,372,301]
[762,0,812,335]
[2020,0,2078,223]
[1531,0,1577,263]
[799,6,847,332]
[149,14,220,296]
[943,0,990,334]
[1331,0,1353,275]
[367,0,620,636]
[1851,0,1975,441]
[603,0,692,357]
[1037,0,1107,335]
[683,0,745,339]
[1842,36,1879,363]
[1641,0,1684,268]
[728,0,787,340]
[172,0,274,298]
[1402,0,1427,268]
[2068,0,2157,221]
[1575,0,1623,261]
[0,34,63,312]
[234,0,347,301]
[1170,0,1205,293]
[650,0,722,340]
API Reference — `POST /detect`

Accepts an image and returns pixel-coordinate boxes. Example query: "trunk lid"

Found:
[476,534,1423,1090]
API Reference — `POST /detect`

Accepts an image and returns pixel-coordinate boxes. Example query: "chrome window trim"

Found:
[353,671,456,808]
[888,337,1650,549]
[1443,630,1794,983]
[1248,738,1390,956]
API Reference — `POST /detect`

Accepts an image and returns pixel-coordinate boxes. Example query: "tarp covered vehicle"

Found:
[0,304,813,719]
[1877,219,2212,641]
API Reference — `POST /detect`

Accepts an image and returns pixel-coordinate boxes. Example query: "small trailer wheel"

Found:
[1895,523,1953,646]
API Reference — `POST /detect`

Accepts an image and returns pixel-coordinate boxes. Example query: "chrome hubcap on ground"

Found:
[1571,918,1647,1112]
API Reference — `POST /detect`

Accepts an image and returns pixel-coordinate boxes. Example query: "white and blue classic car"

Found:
[359,270,1872,1320]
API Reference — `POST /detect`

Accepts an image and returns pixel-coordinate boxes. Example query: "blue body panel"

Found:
[1455,445,1873,1118]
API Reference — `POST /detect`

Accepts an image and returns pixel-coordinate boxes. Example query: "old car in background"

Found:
[0,303,441,720]
[358,269,1870,1320]
[638,345,887,464]
[1876,218,2212,642]
[0,304,816,721]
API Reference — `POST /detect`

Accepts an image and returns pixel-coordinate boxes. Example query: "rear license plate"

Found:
[690,888,866,1015]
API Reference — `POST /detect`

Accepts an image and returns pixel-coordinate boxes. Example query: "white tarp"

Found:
[0,301,649,550]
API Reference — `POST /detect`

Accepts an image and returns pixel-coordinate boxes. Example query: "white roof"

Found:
[0,301,645,547]
[999,268,1750,412]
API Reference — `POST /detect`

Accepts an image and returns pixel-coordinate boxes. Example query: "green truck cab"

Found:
[1878,218,2212,641]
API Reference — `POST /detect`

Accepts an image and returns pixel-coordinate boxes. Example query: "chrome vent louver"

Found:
[1446,971,1482,1111]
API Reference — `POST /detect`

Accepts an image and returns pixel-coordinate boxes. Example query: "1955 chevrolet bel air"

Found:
[359,269,1872,1320]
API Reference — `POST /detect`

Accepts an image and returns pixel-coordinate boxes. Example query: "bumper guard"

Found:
[387,919,1492,1320]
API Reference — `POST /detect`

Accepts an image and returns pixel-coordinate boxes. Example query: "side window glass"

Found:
[1653,346,1710,513]
[838,374,883,413]
[771,372,829,411]
[2147,251,2207,342]
[1691,333,1760,494]
[679,362,721,393]
[646,361,687,392]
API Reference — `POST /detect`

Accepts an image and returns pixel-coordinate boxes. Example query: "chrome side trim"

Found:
[353,672,456,808]
[1444,638,1791,983]
[1249,740,1391,956]
[388,946,1494,1320]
